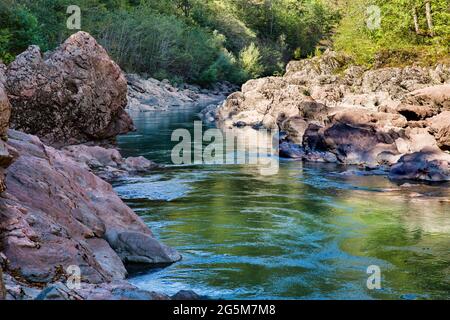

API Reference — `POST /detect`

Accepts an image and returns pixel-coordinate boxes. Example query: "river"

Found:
[116,106,450,300]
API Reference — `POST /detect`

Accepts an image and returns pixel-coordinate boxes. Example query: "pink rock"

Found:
[4,32,134,147]
[0,130,180,285]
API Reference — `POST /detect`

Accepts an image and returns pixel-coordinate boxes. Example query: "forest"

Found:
[0,0,448,85]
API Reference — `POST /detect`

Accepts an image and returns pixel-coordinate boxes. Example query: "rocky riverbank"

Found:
[217,50,450,182]
[127,74,237,113]
[0,32,196,300]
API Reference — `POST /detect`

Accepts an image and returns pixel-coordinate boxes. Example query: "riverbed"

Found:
[116,107,450,300]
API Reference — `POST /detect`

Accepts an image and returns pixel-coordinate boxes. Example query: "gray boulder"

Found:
[105,230,182,265]
[389,148,450,181]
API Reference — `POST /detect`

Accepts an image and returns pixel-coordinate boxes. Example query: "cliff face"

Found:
[4,32,134,148]
[218,50,450,181]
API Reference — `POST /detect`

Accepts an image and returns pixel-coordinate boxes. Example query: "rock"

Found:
[285,50,351,80]
[428,111,450,150]
[218,51,449,169]
[0,84,12,193]
[218,76,323,129]
[303,123,326,152]
[0,63,6,86]
[0,83,10,140]
[279,142,305,159]
[2,271,41,300]
[35,283,83,300]
[62,144,160,181]
[376,151,403,166]
[321,122,399,165]
[330,108,407,129]
[361,66,434,100]
[198,104,219,123]
[127,74,228,112]
[279,141,337,163]
[0,140,12,193]
[0,267,5,300]
[171,290,202,300]
[389,148,450,181]
[396,84,450,120]
[87,238,128,280]
[400,127,439,153]
[0,130,178,284]
[35,281,170,300]
[4,32,134,147]
[105,230,182,265]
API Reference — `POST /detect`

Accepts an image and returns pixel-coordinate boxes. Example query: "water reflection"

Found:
[117,109,450,299]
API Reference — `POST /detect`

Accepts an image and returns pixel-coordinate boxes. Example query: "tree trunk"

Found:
[425,0,434,36]
[412,7,420,34]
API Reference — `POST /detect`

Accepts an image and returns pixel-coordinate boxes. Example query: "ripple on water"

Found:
[117,111,450,300]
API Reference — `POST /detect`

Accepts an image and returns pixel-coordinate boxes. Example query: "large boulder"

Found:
[428,111,450,150]
[0,130,180,285]
[218,76,314,129]
[389,148,450,181]
[396,84,450,120]
[320,122,398,165]
[4,32,134,147]
[0,84,12,193]
[105,230,182,265]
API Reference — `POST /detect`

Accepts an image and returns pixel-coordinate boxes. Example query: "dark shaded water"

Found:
[117,108,450,300]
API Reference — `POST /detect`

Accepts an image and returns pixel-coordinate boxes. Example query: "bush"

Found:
[1,0,340,85]
[334,0,450,66]
[239,43,263,79]
[0,1,43,63]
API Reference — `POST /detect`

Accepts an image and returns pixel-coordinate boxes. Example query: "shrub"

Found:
[239,43,263,79]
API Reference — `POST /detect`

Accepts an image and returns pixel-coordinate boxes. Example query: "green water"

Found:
[117,108,450,300]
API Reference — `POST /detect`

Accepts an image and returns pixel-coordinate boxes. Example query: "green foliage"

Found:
[0,0,43,63]
[333,0,450,66]
[1,0,338,84]
[293,48,302,60]
[239,42,263,78]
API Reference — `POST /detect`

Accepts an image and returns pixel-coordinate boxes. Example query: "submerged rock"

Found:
[4,31,134,147]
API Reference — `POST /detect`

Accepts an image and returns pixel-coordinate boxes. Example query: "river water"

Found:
[116,107,450,300]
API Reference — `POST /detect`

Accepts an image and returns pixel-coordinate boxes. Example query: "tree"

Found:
[176,0,193,17]
[425,0,434,36]
[239,42,263,78]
